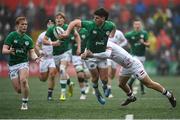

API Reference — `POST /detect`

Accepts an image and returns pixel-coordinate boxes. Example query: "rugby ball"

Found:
[53,26,64,39]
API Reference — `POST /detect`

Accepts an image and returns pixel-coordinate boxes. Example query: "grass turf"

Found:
[0,76,179,119]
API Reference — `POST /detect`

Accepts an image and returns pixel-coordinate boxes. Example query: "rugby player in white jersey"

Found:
[35,18,56,101]
[82,41,176,108]
[107,29,128,98]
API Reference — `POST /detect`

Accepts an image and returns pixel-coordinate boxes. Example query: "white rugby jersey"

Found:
[108,30,127,47]
[93,41,134,68]
[37,31,53,56]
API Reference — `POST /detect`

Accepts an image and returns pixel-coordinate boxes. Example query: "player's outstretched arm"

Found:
[62,19,82,38]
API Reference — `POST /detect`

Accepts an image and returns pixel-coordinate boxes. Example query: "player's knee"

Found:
[77,72,85,78]
[78,77,84,83]
[59,65,66,77]
[118,81,125,88]
[49,71,56,78]
[15,87,21,94]
[20,78,28,85]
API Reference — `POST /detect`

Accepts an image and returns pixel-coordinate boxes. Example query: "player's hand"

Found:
[52,41,61,46]
[59,31,69,39]
[86,50,93,57]
[39,50,45,56]
[9,47,15,55]
[35,57,42,64]
[139,39,144,44]
[81,52,87,59]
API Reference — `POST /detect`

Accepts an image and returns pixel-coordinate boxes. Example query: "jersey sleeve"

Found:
[45,27,54,39]
[37,32,44,45]
[144,31,148,41]
[4,32,13,46]
[110,21,116,30]
[29,39,34,49]
[81,20,93,30]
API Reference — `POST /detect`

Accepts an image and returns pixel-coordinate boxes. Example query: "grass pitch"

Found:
[0,76,179,119]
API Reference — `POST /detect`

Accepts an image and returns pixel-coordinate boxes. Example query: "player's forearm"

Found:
[2,45,12,54]
[29,49,38,61]
[66,19,81,36]
[93,49,112,59]
[74,32,81,52]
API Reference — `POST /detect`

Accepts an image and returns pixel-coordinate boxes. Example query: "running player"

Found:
[61,8,116,105]
[70,27,91,100]
[43,12,81,101]
[35,18,56,101]
[2,16,40,110]
[125,18,150,95]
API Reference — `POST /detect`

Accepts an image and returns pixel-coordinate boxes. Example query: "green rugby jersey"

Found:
[81,20,115,53]
[46,24,72,55]
[125,30,148,56]
[4,31,33,66]
[71,28,88,55]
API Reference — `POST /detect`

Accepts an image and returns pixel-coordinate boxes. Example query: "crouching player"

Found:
[83,41,176,108]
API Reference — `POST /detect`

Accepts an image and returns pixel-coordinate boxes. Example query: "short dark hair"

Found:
[94,8,109,20]
[133,17,142,22]
[15,16,27,25]
[44,17,55,25]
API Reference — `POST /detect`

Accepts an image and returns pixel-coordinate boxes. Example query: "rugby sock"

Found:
[60,80,67,94]
[162,89,172,98]
[92,83,99,92]
[127,91,134,99]
[67,78,71,85]
[107,85,112,94]
[48,88,53,98]
[22,98,28,103]
[102,80,108,91]
[81,87,86,95]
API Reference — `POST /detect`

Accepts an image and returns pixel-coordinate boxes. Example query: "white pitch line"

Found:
[125,114,134,120]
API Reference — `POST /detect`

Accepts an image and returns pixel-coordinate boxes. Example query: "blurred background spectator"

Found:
[0,0,180,75]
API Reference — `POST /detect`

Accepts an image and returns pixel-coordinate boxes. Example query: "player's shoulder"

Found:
[7,31,17,37]
[105,20,115,26]
[125,30,133,36]
[115,30,124,35]
[24,33,32,41]
[141,30,148,34]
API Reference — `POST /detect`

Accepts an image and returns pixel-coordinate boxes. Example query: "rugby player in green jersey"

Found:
[43,12,81,101]
[125,18,150,95]
[61,8,116,105]
[71,27,91,100]
[2,16,39,110]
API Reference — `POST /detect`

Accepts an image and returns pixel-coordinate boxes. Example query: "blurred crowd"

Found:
[0,0,180,75]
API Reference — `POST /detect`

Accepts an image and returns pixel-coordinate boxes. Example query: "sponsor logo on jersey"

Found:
[81,35,86,39]
[14,40,18,43]
[140,34,144,38]
[71,36,75,40]
[131,36,135,39]
[25,41,29,46]
[106,31,110,36]
[93,30,97,34]
[95,41,104,45]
